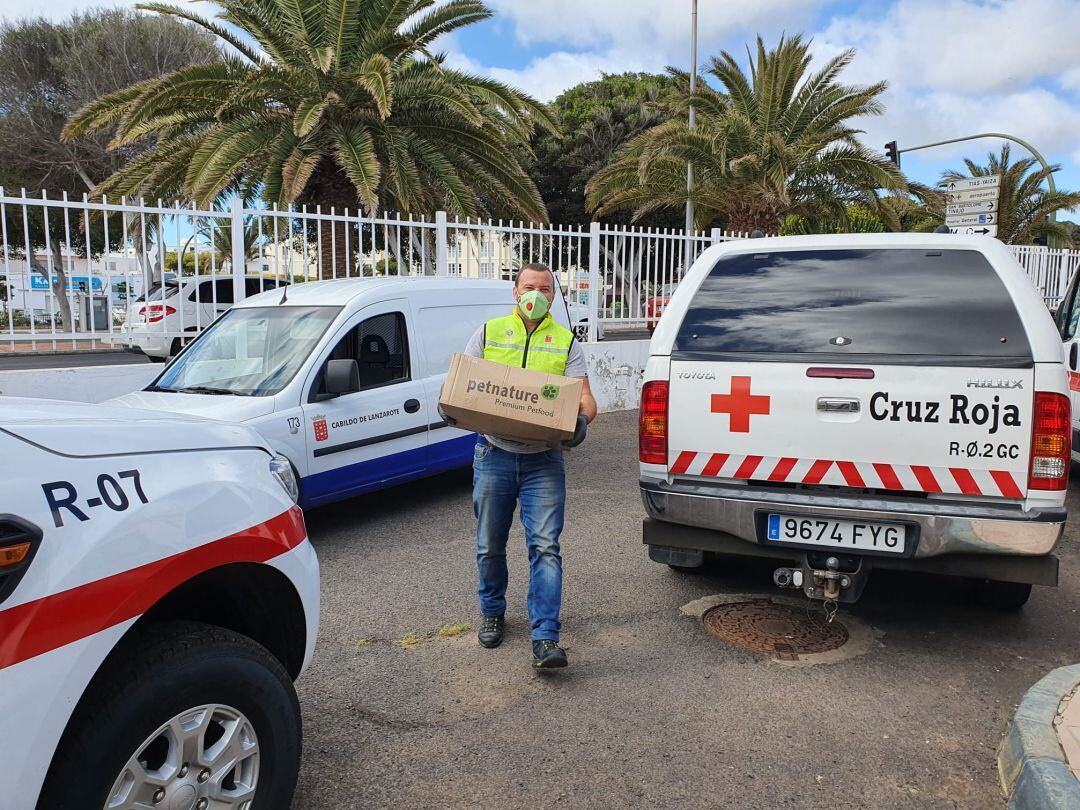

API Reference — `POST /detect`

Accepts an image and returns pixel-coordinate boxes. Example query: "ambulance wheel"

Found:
[973,579,1032,610]
[39,621,301,810]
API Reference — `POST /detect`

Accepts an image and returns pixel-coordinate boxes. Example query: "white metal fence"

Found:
[0,189,1076,354]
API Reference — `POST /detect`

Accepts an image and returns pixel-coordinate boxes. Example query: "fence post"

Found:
[435,210,448,276]
[587,221,600,342]
[710,227,722,245]
[230,198,246,302]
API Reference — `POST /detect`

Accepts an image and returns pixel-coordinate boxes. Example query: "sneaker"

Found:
[531,639,568,669]
[477,615,504,648]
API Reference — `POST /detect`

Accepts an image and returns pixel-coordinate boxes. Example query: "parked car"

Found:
[641,233,1068,609]
[122,275,286,361]
[111,276,583,508]
[0,398,318,808]
[645,283,678,334]
[1051,271,1080,463]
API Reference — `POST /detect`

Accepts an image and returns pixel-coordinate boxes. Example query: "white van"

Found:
[112,277,578,508]
[641,234,1069,609]
[123,275,286,360]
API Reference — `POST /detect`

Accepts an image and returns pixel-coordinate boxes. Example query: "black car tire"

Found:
[38,621,302,810]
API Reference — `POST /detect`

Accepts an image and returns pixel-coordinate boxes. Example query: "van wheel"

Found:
[169,337,182,357]
[973,579,1032,610]
[38,621,301,810]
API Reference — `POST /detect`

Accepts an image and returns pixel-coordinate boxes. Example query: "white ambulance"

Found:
[0,398,318,809]
[640,234,1069,609]
[111,277,581,509]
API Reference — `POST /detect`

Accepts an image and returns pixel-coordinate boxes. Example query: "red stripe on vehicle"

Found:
[768,457,798,482]
[0,506,306,671]
[803,460,833,485]
[991,470,1024,499]
[701,453,729,477]
[734,455,763,479]
[1070,371,1080,392]
[836,461,866,488]
[873,463,903,491]
[670,451,697,475]
[911,466,942,493]
[950,468,982,496]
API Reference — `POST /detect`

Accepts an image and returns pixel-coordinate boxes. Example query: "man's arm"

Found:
[579,378,598,422]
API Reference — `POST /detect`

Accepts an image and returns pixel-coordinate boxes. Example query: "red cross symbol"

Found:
[711,376,770,433]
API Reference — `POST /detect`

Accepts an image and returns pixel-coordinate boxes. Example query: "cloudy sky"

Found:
[5,0,1080,200]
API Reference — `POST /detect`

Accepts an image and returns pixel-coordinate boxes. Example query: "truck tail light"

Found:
[639,380,668,465]
[1029,392,1071,491]
[139,304,175,323]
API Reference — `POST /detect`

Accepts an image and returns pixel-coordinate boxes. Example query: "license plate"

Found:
[767,514,905,554]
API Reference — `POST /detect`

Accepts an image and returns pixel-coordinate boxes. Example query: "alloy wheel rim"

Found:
[105,703,259,810]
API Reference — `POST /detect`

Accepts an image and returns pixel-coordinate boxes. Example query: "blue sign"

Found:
[29,274,104,292]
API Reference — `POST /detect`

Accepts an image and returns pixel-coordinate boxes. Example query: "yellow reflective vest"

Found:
[482,310,573,375]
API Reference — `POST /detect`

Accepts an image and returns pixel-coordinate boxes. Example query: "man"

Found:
[462,263,597,670]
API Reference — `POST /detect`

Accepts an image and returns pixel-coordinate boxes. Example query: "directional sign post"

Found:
[945,212,996,227]
[946,187,999,204]
[945,201,996,216]
[943,175,1001,237]
[948,225,997,237]
[946,175,1001,193]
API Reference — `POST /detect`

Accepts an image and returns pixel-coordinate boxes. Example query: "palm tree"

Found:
[939,145,1080,245]
[64,0,556,275]
[586,35,906,234]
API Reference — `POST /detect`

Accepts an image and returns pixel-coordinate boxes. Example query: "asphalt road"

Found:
[294,411,1080,809]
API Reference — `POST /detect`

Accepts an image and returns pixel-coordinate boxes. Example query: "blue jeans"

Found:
[472,440,566,642]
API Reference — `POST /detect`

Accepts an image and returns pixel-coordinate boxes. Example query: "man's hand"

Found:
[438,404,457,426]
[562,414,588,448]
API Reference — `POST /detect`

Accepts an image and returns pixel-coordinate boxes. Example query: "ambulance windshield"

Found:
[152,305,340,396]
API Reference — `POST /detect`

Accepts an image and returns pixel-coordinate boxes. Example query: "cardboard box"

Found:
[439,353,583,445]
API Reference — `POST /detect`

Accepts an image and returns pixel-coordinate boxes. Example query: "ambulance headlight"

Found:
[269,454,299,503]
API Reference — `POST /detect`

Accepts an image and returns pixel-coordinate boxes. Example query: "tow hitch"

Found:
[773,553,870,604]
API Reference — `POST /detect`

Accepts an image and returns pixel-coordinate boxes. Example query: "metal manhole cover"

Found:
[702,600,848,660]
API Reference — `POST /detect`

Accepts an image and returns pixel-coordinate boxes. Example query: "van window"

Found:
[1057,273,1080,341]
[315,312,410,396]
[418,303,510,376]
[153,306,339,396]
[675,248,1033,366]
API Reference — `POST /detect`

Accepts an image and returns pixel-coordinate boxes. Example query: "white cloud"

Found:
[484,0,820,58]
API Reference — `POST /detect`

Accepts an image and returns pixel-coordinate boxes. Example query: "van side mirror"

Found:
[324,359,360,397]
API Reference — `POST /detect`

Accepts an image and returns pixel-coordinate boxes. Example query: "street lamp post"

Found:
[684,0,698,265]
[897,132,1057,223]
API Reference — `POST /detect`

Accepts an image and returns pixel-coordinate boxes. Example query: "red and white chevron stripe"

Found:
[667,451,1024,498]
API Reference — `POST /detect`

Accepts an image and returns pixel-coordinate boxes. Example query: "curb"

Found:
[998,663,1080,809]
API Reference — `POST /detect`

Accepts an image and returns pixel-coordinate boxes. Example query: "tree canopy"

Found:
[587,35,908,233]
[0,9,219,195]
[65,0,558,222]
[522,72,682,227]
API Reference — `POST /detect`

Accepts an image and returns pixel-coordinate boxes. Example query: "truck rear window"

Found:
[674,248,1033,366]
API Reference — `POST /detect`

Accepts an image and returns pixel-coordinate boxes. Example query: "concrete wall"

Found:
[581,340,649,413]
[0,364,158,404]
[0,340,651,411]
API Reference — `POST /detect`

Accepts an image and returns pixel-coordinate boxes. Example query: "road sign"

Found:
[946,212,996,227]
[948,225,997,237]
[946,201,996,216]
[946,188,999,204]
[945,175,1001,192]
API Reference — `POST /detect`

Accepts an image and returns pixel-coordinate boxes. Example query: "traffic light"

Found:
[884,141,899,166]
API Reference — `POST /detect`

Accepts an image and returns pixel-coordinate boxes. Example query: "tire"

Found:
[169,337,182,358]
[667,563,701,573]
[973,579,1032,610]
[38,621,301,810]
